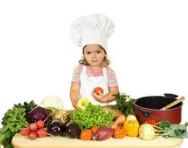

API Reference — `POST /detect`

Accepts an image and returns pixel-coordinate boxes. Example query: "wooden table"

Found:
[12,133,183,148]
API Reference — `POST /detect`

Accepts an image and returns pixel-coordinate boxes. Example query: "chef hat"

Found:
[70,14,115,50]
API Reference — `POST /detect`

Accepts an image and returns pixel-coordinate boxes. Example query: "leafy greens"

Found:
[70,103,113,130]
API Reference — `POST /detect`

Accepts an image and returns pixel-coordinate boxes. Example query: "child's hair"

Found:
[79,45,110,67]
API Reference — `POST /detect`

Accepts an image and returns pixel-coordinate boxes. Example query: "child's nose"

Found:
[92,53,97,58]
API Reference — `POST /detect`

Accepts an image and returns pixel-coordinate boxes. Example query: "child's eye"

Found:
[96,50,101,54]
[87,52,91,54]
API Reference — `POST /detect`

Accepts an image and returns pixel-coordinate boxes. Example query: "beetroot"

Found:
[93,127,114,141]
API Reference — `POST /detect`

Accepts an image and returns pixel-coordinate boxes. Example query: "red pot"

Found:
[134,94,183,124]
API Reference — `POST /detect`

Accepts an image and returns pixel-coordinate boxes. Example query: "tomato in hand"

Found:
[94,87,104,95]
[113,127,126,139]
[80,129,92,140]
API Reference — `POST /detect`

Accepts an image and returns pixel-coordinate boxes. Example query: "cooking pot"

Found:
[134,93,183,124]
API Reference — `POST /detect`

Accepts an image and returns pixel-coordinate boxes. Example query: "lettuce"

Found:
[70,103,113,130]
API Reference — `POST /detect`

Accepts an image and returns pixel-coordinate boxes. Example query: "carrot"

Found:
[112,115,126,129]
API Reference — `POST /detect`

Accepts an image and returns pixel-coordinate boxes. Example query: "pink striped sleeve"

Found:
[106,67,118,88]
[72,65,82,83]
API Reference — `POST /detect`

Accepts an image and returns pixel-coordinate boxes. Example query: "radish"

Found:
[20,128,30,136]
[29,123,38,131]
[36,129,48,137]
[37,120,45,129]
[29,132,37,140]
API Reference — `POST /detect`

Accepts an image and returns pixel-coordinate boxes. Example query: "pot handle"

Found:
[164,93,178,98]
[136,108,151,117]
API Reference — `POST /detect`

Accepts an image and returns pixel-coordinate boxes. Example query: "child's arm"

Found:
[70,82,80,110]
[93,87,119,103]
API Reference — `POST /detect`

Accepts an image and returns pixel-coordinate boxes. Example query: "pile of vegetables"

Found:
[70,103,113,130]
[0,101,37,148]
[1,94,188,147]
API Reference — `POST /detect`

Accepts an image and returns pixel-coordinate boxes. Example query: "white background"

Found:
[0,0,188,147]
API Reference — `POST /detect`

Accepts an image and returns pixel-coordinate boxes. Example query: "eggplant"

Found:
[47,120,65,136]
[65,122,81,138]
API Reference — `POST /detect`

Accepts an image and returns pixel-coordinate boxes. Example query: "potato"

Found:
[93,127,114,141]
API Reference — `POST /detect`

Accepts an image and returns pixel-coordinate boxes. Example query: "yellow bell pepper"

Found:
[124,119,140,137]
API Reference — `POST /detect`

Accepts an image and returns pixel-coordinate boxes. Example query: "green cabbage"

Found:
[39,95,64,109]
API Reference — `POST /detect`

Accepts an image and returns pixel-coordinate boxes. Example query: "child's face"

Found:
[83,44,106,67]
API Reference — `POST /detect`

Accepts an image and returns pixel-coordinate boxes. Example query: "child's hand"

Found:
[93,92,104,102]
[72,103,81,110]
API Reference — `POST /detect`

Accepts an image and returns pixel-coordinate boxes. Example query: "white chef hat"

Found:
[70,14,115,50]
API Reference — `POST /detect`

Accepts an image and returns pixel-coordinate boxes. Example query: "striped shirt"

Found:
[72,65,118,88]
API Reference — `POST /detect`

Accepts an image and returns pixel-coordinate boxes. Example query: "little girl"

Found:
[70,14,119,110]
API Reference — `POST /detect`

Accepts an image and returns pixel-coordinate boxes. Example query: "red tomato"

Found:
[80,129,92,140]
[94,87,104,95]
[113,127,126,139]
[145,119,157,126]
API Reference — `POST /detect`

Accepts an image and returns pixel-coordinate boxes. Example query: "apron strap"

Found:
[81,65,87,75]
[102,67,107,76]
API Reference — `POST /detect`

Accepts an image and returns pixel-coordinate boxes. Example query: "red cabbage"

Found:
[27,106,49,123]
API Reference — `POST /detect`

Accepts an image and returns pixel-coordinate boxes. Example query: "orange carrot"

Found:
[112,115,126,129]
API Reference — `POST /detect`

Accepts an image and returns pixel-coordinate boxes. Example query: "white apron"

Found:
[80,66,109,106]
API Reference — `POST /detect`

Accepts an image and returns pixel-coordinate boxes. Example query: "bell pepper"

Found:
[124,119,139,137]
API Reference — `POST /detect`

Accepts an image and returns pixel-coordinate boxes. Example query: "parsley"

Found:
[70,103,113,130]
[0,107,29,148]
[13,100,37,121]
[112,93,135,116]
